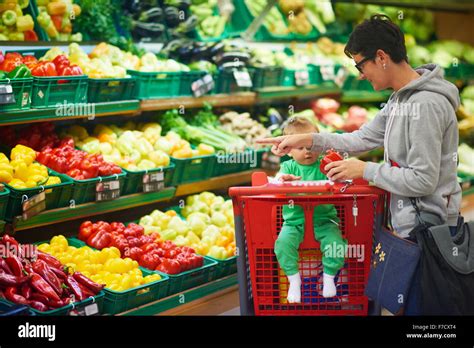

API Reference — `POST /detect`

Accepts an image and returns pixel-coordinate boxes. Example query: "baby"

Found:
[274,116,347,302]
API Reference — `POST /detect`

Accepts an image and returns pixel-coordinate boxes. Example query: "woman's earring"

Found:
[383,63,387,70]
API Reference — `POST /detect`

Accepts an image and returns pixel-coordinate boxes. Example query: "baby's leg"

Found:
[275,224,304,303]
[314,221,347,297]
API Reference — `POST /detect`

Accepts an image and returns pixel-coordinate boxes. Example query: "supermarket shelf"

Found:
[0,100,140,126]
[140,93,257,111]
[256,83,341,101]
[13,187,176,231]
[341,90,392,104]
[175,169,275,197]
[119,274,238,316]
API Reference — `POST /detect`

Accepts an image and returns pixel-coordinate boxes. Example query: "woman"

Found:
[258,15,461,313]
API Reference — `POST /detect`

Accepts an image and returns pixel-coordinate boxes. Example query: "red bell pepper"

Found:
[22,55,38,69]
[78,221,94,241]
[30,273,61,302]
[23,30,38,41]
[139,253,161,270]
[123,247,144,261]
[31,61,57,76]
[156,258,181,274]
[87,230,112,250]
[320,149,344,176]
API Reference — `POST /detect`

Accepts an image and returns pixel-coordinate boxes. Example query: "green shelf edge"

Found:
[14,187,176,231]
[341,90,392,103]
[0,100,140,125]
[120,274,238,316]
[257,83,341,101]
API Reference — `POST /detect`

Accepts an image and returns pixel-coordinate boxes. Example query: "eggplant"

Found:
[125,0,157,14]
[215,52,251,66]
[138,7,163,22]
[132,22,166,38]
[174,15,198,34]
[164,6,180,28]
[208,42,225,59]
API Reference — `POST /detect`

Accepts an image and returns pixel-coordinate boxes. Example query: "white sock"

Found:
[322,273,337,298]
[287,273,301,303]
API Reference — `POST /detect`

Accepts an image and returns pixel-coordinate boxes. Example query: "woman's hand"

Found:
[325,158,367,181]
[256,134,313,156]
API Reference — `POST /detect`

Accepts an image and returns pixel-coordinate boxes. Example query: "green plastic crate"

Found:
[0,78,33,112]
[215,68,254,94]
[4,170,73,222]
[0,187,10,221]
[207,255,237,279]
[342,74,373,91]
[102,268,169,315]
[121,163,175,196]
[127,70,181,99]
[282,65,318,87]
[170,154,216,185]
[162,257,218,296]
[1,291,105,316]
[212,149,253,176]
[179,71,209,96]
[31,75,88,108]
[249,66,284,89]
[87,77,136,103]
[69,172,126,205]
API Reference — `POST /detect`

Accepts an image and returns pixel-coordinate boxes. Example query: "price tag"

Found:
[22,192,46,220]
[69,302,99,316]
[295,70,310,86]
[334,66,349,88]
[0,84,13,94]
[320,65,336,81]
[192,74,214,97]
[143,171,165,193]
[0,84,14,105]
[261,152,281,170]
[96,180,120,202]
[233,70,253,88]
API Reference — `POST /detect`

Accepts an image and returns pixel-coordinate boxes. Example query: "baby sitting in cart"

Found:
[274,117,347,302]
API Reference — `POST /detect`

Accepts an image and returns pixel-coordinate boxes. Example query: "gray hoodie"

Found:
[311,64,461,238]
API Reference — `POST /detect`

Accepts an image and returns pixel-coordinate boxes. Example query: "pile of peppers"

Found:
[0,235,104,312]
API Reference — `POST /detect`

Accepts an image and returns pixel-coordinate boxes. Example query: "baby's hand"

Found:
[278,174,302,182]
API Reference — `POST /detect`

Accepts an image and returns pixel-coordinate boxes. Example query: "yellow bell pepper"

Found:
[11,145,36,165]
[45,176,61,185]
[0,153,9,164]
[0,171,13,183]
[8,178,27,189]
[0,163,13,174]
[16,14,34,32]
[13,161,29,182]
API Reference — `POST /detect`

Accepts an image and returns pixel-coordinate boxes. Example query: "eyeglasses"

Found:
[354,56,374,73]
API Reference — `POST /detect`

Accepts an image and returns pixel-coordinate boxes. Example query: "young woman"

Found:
[258,14,461,313]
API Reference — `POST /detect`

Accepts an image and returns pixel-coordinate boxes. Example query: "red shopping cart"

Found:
[229,172,388,316]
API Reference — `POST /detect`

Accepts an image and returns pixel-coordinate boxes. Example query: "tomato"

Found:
[320,149,344,176]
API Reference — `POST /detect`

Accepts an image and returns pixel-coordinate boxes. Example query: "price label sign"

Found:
[96,180,120,202]
[334,66,349,87]
[0,84,14,105]
[22,192,46,220]
[143,171,165,193]
[320,65,336,81]
[295,70,310,86]
[233,70,253,88]
[192,74,214,97]
[69,302,99,316]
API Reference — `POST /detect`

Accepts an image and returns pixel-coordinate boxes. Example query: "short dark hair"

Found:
[344,14,408,63]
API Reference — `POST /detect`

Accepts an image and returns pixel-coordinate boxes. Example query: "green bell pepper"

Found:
[0,71,7,79]
[7,64,31,79]
[2,10,17,26]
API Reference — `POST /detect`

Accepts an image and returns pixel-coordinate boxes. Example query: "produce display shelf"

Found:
[256,83,341,101]
[0,100,140,126]
[341,90,392,103]
[333,0,474,11]
[174,169,275,197]
[119,274,238,316]
[13,187,176,231]
[140,93,257,111]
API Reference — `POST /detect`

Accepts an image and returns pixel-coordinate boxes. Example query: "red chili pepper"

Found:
[5,255,26,277]
[32,259,63,297]
[72,272,104,294]
[36,251,63,269]
[48,266,67,281]
[65,275,84,301]
[0,272,29,286]
[20,283,32,299]
[320,149,344,176]
[28,300,49,312]
[30,293,65,309]
[4,287,30,306]
[29,273,61,302]
[0,258,13,274]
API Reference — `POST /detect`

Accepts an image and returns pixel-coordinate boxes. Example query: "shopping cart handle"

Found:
[229,171,387,197]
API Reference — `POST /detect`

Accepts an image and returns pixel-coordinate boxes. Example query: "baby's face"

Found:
[290,146,320,165]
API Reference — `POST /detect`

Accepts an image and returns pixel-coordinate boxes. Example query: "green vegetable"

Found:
[2,10,17,26]
[7,64,31,79]
[0,33,7,40]
[0,71,7,79]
